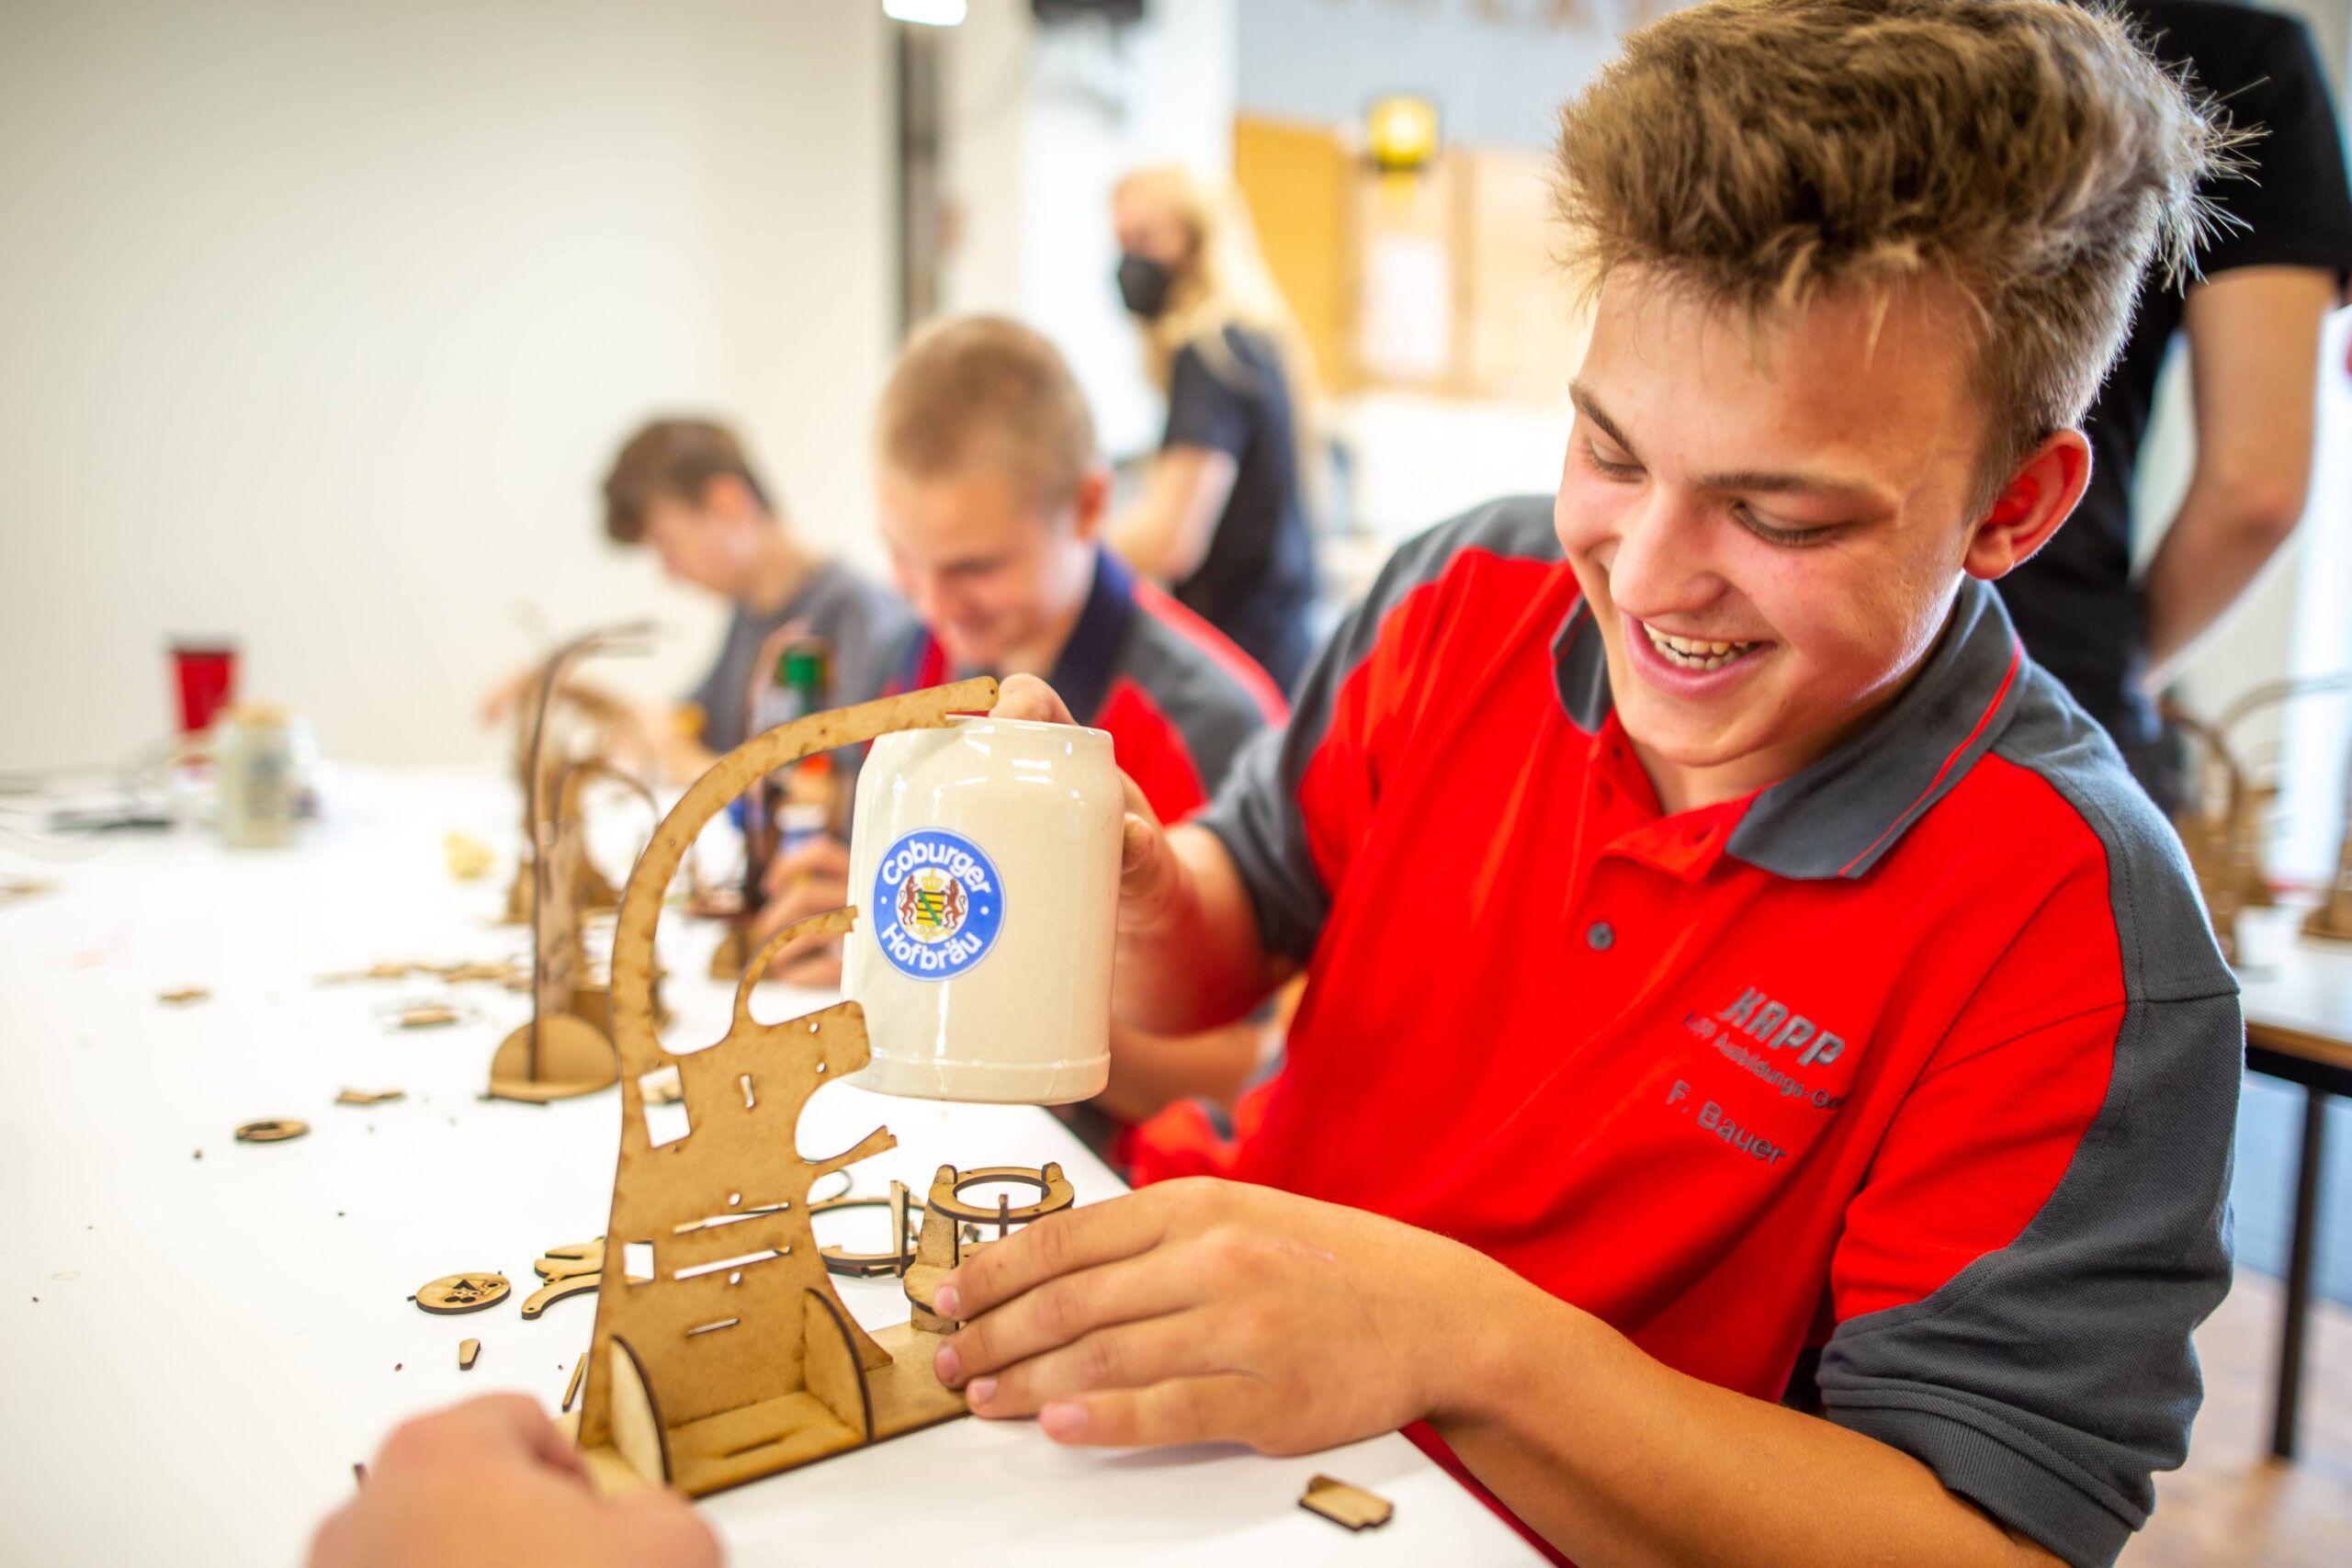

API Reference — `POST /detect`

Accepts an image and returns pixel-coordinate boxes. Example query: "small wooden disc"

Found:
[414,1273,511,1314]
[234,1119,309,1144]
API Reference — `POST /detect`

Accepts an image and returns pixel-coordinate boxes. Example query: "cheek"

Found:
[1552,471,1627,567]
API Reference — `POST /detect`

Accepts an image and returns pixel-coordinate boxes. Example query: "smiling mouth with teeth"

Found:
[1641,621,1763,671]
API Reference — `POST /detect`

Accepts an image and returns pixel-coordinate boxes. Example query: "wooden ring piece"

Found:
[923,1163,1074,1228]
[234,1119,309,1144]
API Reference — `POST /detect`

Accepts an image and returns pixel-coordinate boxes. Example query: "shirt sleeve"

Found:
[1813,845,2239,1567]
[2197,14,2352,283]
[1194,504,1500,963]
[1163,336,1255,458]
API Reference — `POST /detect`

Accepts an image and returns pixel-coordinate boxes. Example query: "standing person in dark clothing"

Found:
[1998,0,2352,810]
[1107,165,1321,694]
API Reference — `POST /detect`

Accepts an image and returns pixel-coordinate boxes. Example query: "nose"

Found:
[1604,488,1728,624]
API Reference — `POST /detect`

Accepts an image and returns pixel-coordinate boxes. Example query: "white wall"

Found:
[0,0,893,771]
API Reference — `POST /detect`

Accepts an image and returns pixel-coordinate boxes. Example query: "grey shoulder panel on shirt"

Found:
[1196,495,1561,963]
[1816,663,2239,1568]
[1116,614,1273,799]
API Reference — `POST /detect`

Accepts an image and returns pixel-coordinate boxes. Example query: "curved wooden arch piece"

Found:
[734,908,858,1022]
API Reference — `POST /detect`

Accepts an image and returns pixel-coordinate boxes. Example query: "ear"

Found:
[1069,466,1113,544]
[699,473,762,525]
[1962,429,2091,581]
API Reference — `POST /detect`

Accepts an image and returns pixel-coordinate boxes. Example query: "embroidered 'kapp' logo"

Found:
[1714,985,1844,1066]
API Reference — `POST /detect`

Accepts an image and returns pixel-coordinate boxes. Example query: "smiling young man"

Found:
[924,4,2245,1565]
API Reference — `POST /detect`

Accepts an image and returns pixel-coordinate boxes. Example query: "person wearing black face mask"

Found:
[1104,165,1320,695]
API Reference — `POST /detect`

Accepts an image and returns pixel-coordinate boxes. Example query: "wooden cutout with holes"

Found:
[491,742,665,1103]
[234,1119,307,1144]
[574,681,1001,1497]
[1300,1474,1394,1530]
[414,1273,511,1314]
[458,1338,481,1371]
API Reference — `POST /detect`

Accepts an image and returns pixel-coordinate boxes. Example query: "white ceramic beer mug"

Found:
[844,715,1120,1103]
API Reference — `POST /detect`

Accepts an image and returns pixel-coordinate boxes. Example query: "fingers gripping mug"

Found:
[844,716,1121,1103]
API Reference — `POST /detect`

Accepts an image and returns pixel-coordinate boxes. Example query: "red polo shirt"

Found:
[1168,497,2238,1568]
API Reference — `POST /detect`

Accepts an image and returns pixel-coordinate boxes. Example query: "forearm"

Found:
[2140,477,2302,682]
[1113,823,1290,1033]
[1431,1268,2059,1567]
[1095,1016,1263,1123]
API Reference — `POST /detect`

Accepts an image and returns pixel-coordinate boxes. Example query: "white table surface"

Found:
[0,765,1538,1566]
[2234,904,2352,1054]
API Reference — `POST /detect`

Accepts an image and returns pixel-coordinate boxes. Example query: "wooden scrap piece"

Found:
[0,876,55,908]
[458,1338,481,1371]
[334,1088,405,1106]
[1300,1474,1394,1531]
[414,1273,511,1314]
[234,1119,308,1144]
[399,1005,460,1030]
[443,831,494,881]
[561,1353,588,1413]
[158,987,210,1006]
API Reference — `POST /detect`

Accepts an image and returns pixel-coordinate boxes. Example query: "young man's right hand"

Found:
[990,674,1190,939]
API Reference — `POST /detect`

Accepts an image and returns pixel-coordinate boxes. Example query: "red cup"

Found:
[171,641,239,734]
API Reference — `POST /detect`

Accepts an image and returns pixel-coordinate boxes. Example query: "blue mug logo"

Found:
[871,829,1004,980]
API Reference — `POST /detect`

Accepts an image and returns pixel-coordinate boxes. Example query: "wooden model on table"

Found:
[488,637,666,1103]
[502,626,651,926]
[2304,812,2352,942]
[2167,679,2352,960]
[574,675,1080,1496]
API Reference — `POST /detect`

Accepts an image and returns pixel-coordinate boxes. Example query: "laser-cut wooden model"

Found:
[573,679,1007,1498]
[489,757,666,1103]
[2307,824,2352,942]
[502,626,652,926]
[2169,678,2352,961]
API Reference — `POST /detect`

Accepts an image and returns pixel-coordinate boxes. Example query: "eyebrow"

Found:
[1568,380,1891,507]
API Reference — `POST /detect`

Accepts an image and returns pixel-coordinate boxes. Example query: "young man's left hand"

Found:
[929,1178,1510,1452]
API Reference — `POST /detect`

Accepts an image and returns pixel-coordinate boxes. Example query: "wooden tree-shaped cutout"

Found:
[576,678,998,1497]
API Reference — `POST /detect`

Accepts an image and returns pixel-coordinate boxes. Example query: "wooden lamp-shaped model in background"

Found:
[2305,793,2352,942]
[2166,675,2352,963]
[488,757,666,1103]
[573,678,1004,1497]
[2166,700,2262,965]
[503,625,654,926]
